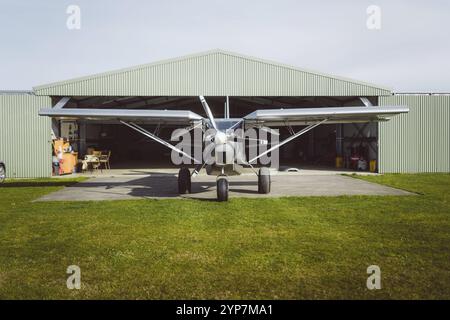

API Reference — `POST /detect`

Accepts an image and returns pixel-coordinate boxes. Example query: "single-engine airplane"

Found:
[39,96,408,201]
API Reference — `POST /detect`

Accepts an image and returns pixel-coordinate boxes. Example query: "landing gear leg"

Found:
[258,167,271,194]
[178,167,191,194]
[216,175,229,202]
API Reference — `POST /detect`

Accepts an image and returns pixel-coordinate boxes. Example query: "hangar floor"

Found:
[37,170,412,201]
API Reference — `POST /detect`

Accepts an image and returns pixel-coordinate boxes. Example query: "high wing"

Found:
[39,107,205,164]
[39,108,203,125]
[243,106,409,127]
[243,105,409,163]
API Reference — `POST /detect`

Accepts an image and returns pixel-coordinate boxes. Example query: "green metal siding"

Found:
[379,95,450,173]
[0,94,52,178]
[34,50,392,97]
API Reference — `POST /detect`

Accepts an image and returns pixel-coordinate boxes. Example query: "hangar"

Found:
[0,49,449,178]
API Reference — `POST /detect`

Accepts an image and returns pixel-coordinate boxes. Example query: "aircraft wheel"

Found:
[178,167,191,194]
[258,167,271,194]
[0,164,5,183]
[217,175,229,202]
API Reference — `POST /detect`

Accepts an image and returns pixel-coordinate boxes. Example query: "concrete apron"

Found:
[38,170,412,201]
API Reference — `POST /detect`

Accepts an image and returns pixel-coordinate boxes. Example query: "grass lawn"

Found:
[0,174,449,299]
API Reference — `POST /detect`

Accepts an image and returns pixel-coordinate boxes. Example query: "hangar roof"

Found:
[33,49,392,97]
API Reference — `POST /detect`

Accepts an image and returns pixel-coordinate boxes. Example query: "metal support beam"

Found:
[51,118,59,139]
[79,121,87,156]
[53,97,70,109]
[225,96,230,119]
[360,97,373,107]
[336,124,343,157]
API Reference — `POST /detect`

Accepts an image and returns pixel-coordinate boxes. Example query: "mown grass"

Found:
[0,174,449,299]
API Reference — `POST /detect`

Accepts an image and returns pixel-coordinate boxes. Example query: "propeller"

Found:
[199,96,218,130]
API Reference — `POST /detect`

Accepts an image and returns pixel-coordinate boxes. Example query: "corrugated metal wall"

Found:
[1,92,447,177]
[34,50,391,97]
[0,94,52,178]
[379,95,450,173]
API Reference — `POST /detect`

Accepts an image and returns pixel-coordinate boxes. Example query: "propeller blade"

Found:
[199,96,218,130]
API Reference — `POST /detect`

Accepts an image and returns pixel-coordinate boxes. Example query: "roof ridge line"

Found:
[33,49,222,91]
[33,49,392,93]
[215,49,392,91]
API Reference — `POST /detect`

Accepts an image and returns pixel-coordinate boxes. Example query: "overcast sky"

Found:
[0,0,449,92]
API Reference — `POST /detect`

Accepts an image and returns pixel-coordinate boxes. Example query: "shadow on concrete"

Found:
[36,172,414,202]
[67,172,258,199]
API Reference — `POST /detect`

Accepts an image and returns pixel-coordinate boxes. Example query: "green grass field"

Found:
[0,174,449,299]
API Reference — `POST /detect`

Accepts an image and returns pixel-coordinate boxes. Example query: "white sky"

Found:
[0,0,449,92]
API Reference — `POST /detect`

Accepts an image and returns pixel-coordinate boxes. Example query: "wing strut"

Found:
[249,118,328,163]
[120,121,201,164]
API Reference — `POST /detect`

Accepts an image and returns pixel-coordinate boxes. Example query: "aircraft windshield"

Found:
[216,119,243,131]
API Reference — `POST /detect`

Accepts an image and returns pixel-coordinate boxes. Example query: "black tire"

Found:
[217,176,229,202]
[0,164,5,183]
[178,167,191,194]
[258,167,271,194]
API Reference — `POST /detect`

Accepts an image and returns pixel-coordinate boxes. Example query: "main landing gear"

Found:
[258,167,271,194]
[178,167,191,194]
[177,167,271,201]
[216,167,271,202]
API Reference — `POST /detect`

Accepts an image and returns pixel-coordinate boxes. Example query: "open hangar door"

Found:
[229,96,379,172]
[273,122,378,171]
[79,122,177,168]
[54,96,211,169]
[53,95,379,172]
[59,122,190,170]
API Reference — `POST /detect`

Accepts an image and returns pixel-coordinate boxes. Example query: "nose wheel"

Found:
[178,167,191,194]
[216,175,229,201]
